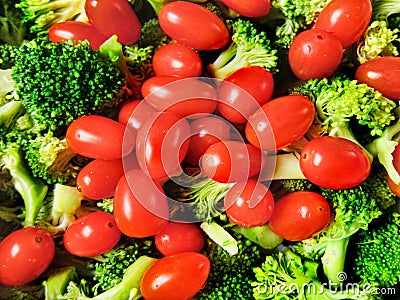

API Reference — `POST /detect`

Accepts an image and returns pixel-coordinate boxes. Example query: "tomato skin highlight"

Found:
[300,136,371,190]
[269,191,331,241]
[66,115,135,160]
[0,227,55,286]
[355,56,400,100]
[118,100,157,132]
[140,252,210,300]
[158,1,229,50]
[218,0,271,18]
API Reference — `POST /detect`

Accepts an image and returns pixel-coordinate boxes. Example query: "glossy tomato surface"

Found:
[63,212,121,257]
[140,252,210,300]
[118,100,157,132]
[158,1,229,50]
[288,29,343,81]
[355,56,400,100]
[300,136,371,189]
[0,227,55,286]
[219,0,271,18]
[269,191,331,241]
[314,0,372,48]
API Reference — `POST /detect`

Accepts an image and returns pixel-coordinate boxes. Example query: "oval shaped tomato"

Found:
[314,0,372,48]
[219,0,271,18]
[118,100,157,132]
[85,0,141,45]
[152,43,203,77]
[385,143,400,195]
[66,115,136,160]
[218,66,274,124]
[201,141,263,183]
[300,136,371,189]
[355,56,400,100]
[113,170,169,237]
[158,1,229,50]
[76,159,124,200]
[288,29,343,81]
[245,95,315,151]
[48,21,107,50]
[0,227,55,286]
[63,212,121,257]
[140,252,210,300]
[155,222,205,256]
[269,191,331,241]
[224,180,274,228]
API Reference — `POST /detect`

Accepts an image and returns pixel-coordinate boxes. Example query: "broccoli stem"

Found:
[0,100,24,130]
[146,0,166,15]
[267,152,306,181]
[321,237,350,285]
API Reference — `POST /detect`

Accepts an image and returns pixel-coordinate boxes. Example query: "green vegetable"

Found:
[0,44,19,69]
[0,0,28,45]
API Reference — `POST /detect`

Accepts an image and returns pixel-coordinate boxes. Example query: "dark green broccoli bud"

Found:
[280,178,317,193]
[0,43,19,69]
[12,38,124,130]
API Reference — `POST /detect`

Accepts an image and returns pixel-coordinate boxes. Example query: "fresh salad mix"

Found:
[0,0,400,299]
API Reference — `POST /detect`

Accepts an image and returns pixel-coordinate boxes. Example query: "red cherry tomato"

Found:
[48,21,107,50]
[314,0,372,48]
[140,252,210,300]
[76,159,124,200]
[355,56,400,100]
[387,143,400,195]
[85,0,141,45]
[245,95,315,151]
[201,141,263,183]
[300,136,371,190]
[184,116,232,166]
[269,191,331,241]
[118,100,158,132]
[288,29,343,81]
[63,212,121,257]
[152,43,203,77]
[0,227,55,286]
[113,170,169,237]
[218,66,275,124]
[224,180,274,228]
[66,115,135,160]
[218,0,271,18]
[158,1,229,50]
[155,222,205,256]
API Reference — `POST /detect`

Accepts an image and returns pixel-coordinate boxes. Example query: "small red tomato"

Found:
[224,180,274,228]
[269,191,331,241]
[152,43,203,77]
[155,222,205,256]
[289,29,343,81]
[300,136,371,190]
[387,143,400,195]
[218,0,271,18]
[118,100,158,132]
[0,228,55,286]
[140,252,210,300]
[355,56,400,100]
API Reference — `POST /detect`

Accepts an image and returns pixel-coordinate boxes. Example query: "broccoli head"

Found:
[0,43,19,69]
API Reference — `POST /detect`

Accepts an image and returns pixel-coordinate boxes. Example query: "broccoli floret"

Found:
[0,44,19,69]
[353,212,400,289]
[280,178,317,193]
[208,18,279,79]
[16,0,88,34]
[12,37,124,130]
[0,0,28,45]
[371,0,400,21]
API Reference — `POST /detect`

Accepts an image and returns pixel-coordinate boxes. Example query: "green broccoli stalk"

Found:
[16,0,88,34]
[371,0,400,21]
[144,0,208,15]
[43,266,79,300]
[208,18,279,79]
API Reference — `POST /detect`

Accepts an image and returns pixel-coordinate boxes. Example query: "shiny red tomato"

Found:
[288,29,343,81]
[158,1,229,50]
[184,116,232,166]
[201,141,263,183]
[66,115,135,160]
[314,0,372,48]
[0,227,55,286]
[63,212,121,257]
[142,76,218,118]
[219,0,271,18]
[355,56,400,100]
[76,159,124,200]
[245,95,315,151]
[224,180,274,228]
[387,143,400,195]
[118,100,157,132]
[85,0,141,45]
[113,170,169,237]
[136,111,190,179]
[140,252,210,300]
[218,66,274,124]
[300,136,371,189]
[48,21,107,50]
[155,222,205,256]
[152,43,203,77]
[269,191,331,241]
